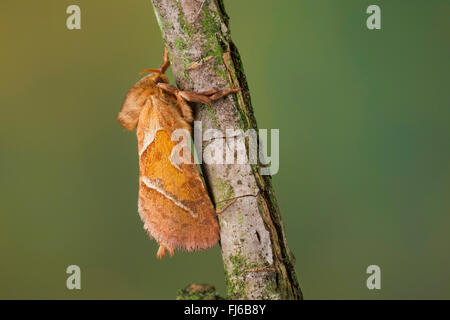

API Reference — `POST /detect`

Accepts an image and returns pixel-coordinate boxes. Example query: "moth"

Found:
[117,49,240,259]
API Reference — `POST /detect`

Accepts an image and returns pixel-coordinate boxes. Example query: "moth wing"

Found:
[137,96,219,251]
[118,85,153,131]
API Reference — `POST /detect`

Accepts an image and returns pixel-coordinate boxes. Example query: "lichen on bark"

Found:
[176,283,224,300]
[150,0,302,300]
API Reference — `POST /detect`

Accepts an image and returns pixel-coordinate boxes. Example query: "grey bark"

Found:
[150,0,302,300]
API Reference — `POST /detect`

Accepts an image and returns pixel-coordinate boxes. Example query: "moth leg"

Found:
[178,99,194,123]
[157,83,241,105]
[139,47,170,75]
[156,83,210,111]
[178,88,241,105]
[155,83,195,122]
[157,82,178,95]
[156,243,175,259]
[209,88,241,101]
[196,89,219,96]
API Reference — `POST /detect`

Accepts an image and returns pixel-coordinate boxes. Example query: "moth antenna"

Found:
[139,68,161,75]
[139,48,170,75]
[160,48,170,74]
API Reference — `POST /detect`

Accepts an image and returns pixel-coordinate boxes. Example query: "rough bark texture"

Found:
[176,283,224,300]
[150,0,302,300]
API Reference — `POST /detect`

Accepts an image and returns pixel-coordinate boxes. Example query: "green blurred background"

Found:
[0,0,449,299]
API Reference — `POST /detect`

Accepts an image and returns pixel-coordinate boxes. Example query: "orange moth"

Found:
[117,49,240,259]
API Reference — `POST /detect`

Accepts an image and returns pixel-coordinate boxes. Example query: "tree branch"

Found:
[150,0,302,300]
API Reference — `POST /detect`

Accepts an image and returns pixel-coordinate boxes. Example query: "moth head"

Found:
[146,72,169,87]
[139,67,169,87]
